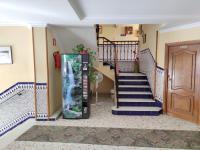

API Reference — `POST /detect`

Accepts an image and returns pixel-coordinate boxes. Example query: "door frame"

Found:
[163,40,200,124]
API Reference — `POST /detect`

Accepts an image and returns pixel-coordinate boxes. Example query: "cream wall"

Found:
[33,27,48,83]
[139,24,200,68]
[158,26,200,67]
[47,28,62,115]
[0,26,62,116]
[139,24,160,59]
[93,75,114,94]
[0,27,34,92]
[51,26,97,53]
[100,24,139,41]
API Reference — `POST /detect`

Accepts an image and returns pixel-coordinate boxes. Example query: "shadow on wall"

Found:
[92,74,114,94]
[50,26,97,53]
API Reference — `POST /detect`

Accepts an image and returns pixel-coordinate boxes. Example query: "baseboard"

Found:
[49,108,62,121]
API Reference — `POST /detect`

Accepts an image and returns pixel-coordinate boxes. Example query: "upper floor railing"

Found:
[97,37,139,62]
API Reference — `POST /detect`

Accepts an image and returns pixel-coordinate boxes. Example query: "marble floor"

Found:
[2,96,200,150]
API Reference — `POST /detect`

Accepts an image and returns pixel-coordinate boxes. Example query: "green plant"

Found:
[72,44,85,53]
[72,44,96,83]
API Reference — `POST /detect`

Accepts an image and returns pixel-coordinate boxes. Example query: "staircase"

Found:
[95,33,162,116]
[112,72,162,116]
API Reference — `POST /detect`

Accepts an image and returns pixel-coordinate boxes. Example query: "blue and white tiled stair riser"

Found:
[0,82,50,137]
[112,73,162,116]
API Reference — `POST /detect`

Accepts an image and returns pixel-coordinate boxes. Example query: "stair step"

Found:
[112,106,162,116]
[118,98,155,102]
[103,62,110,66]
[118,91,152,94]
[118,79,147,82]
[118,76,147,80]
[118,85,150,88]
[118,81,149,85]
[118,94,153,99]
[119,73,145,76]
[118,98,161,107]
[118,87,151,92]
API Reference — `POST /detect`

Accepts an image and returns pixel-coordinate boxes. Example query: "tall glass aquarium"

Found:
[61,54,90,119]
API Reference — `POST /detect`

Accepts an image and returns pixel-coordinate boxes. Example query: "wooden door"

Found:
[167,44,200,123]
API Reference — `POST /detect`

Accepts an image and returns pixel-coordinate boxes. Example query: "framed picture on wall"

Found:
[0,46,13,64]
[125,26,133,34]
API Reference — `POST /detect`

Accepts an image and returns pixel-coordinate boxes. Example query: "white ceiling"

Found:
[0,0,200,29]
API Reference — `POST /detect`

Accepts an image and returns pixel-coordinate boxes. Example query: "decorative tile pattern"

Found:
[16,125,200,149]
[0,83,32,104]
[0,82,50,137]
[139,49,156,95]
[155,67,164,102]
[118,61,135,72]
[0,90,35,136]
[139,49,165,103]
[36,87,48,120]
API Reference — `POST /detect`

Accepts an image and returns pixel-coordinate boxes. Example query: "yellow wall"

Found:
[0,26,34,92]
[0,26,62,116]
[93,75,114,94]
[158,26,200,67]
[33,27,48,83]
[139,24,200,68]
[139,24,160,59]
[47,28,62,115]
[100,24,139,41]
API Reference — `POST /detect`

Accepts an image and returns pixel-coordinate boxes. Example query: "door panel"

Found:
[171,93,193,114]
[172,51,195,91]
[167,44,200,123]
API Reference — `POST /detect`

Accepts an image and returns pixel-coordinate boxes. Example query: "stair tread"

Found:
[118,98,155,102]
[118,91,152,94]
[118,85,150,88]
[112,106,162,111]
[118,79,148,82]
[119,73,145,76]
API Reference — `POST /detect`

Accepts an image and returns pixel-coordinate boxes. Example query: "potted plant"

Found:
[72,44,96,83]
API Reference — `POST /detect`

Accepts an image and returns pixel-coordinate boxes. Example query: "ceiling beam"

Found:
[68,0,85,20]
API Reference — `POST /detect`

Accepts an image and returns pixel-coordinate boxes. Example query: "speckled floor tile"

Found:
[37,96,200,131]
[4,141,186,150]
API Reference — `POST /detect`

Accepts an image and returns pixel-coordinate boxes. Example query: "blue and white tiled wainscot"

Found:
[0,82,50,137]
[155,66,164,103]
[139,49,164,107]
